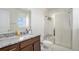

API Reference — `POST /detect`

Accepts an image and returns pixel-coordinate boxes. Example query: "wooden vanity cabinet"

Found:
[20,36,40,51]
[32,36,40,51]
[0,35,40,51]
[20,39,34,51]
[0,43,19,51]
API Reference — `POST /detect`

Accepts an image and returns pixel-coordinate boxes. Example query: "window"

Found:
[17,17,26,28]
[16,9,31,33]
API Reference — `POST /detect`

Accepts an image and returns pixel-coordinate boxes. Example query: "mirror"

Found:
[0,8,31,35]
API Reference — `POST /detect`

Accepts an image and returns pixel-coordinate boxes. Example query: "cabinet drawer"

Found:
[0,43,19,51]
[21,45,33,51]
[20,39,33,48]
[20,37,39,48]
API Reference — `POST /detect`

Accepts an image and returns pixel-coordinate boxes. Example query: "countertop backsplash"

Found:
[0,32,16,39]
[0,31,31,40]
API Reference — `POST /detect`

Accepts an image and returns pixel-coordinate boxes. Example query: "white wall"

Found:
[0,9,10,34]
[31,8,46,41]
[72,8,79,50]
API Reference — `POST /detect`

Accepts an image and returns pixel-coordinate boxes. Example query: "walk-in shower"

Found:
[41,8,72,51]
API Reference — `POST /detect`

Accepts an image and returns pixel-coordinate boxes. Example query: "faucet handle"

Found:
[16,30,21,36]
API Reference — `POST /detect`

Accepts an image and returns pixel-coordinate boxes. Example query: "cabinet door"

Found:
[34,41,40,51]
[21,45,33,51]
[0,44,19,51]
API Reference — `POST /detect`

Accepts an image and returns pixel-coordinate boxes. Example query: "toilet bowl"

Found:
[41,40,53,51]
[41,35,54,50]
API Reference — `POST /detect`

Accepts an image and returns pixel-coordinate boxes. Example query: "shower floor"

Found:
[41,44,72,51]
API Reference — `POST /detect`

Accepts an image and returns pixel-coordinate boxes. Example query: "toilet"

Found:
[41,34,54,51]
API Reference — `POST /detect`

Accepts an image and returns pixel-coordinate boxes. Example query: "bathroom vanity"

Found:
[0,35,40,51]
[0,8,41,51]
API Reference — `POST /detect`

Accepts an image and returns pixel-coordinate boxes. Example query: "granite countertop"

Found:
[0,34,40,48]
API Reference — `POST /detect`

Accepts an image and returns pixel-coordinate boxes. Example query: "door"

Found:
[34,41,40,51]
[55,12,72,48]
